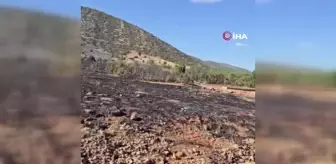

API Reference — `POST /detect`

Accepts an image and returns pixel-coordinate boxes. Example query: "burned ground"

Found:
[0,56,80,164]
[257,90,336,164]
[80,72,255,164]
[80,7,256,163]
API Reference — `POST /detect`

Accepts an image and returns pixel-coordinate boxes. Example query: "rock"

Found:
[135,91,148,98]
[152,137,160,143]
[85,96,96,101]
[98,122,109,130]
[101,101,111,105]
[115,97,121,101]
[243,138,255,145]
[203,124,210,130]
[192,148,200,155]
[144,158,156,164]
[84,109,95,115]
[225,152,234,162]
[85,117,95,122]
[173,151,185,160]
[130,112,142,121]
[111,109,127,117]
[81,127,91,134]
[163,150,171,156]
[101,97,113,102]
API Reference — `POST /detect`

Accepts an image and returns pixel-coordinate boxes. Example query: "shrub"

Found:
[163,64,172,69]
[182,75,194,85]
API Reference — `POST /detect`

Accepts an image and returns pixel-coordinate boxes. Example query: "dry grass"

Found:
[126,50,177,67]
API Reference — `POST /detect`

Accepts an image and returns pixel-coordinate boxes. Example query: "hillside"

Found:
[81,6,201,66]
[81,6,249,71]
[203,60,250,73]
[81,6,254,87]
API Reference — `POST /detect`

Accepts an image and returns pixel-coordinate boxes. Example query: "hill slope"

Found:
[81,6,248,72]
[81,6,255,87]
[81,6,201,66]
[203,61,250,73]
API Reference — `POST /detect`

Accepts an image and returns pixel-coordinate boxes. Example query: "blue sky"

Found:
[255,0,336,71]
[1,0,335,71]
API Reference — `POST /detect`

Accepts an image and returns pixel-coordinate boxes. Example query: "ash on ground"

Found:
[81,71,255,164]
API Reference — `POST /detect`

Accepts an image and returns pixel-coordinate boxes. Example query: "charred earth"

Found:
[81,71,255,164]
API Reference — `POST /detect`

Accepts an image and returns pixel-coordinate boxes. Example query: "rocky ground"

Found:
[80,72,255,164]
[257,90,336,164]
[0,56,80,164]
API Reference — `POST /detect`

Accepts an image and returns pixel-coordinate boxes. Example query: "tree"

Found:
[174,65,186,74]
[180,65,186,74]
[227,72,237,85]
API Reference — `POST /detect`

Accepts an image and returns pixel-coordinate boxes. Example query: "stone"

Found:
[130,112,142,121]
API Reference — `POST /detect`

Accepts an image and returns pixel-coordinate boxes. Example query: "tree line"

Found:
[108,59,256,88]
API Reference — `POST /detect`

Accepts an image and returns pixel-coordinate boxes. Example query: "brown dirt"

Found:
[199,84,255,99]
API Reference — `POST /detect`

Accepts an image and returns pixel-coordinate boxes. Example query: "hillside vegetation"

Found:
[81,6,255,88]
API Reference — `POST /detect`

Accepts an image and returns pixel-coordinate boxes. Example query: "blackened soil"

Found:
[81,73,256,164]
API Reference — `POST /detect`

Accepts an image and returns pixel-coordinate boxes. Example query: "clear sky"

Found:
[1,0,335,71]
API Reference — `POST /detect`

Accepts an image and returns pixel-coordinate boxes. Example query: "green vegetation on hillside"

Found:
[81,7,255,88]
[107,57,255,88]
[81,6,201,66]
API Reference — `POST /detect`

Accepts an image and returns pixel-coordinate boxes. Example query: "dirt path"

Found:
[141,81,256,99]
